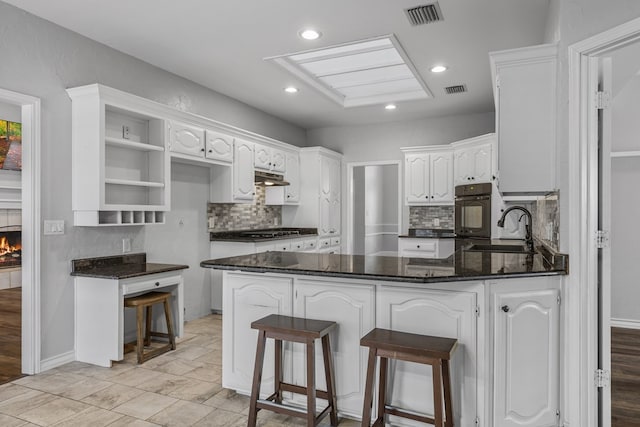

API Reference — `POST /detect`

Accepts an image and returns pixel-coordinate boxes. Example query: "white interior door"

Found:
[597,56,612,427]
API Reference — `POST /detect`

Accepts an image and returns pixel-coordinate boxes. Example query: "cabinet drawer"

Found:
[319,238,332,248]
[399,240,437,252]
[303,239,317,250]
[122,274,181,295]
[290,239,305,251]
[401,250,436,259]
[273,242,291,252]
[331,237,341,246]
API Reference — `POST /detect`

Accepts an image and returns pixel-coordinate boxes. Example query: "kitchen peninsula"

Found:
[201,243,567,426]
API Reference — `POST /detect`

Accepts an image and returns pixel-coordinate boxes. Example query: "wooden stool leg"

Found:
[442,359,453,427]
[274,339,283,404]
[374,356,388,427]
[144,305,152,347]
[306,338,317,427]
[321,335,338,426]
[136,305,145,363]
[432,360,444,427]
[361,348,377,427]
[248,330,267,427]
[163,297,176,350]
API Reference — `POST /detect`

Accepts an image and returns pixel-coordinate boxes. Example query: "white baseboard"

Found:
[39,350,75,372]
[611,318,640,330]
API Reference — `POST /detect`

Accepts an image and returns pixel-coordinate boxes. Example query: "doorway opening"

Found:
[347,161,401,256]
[0,87,41,379]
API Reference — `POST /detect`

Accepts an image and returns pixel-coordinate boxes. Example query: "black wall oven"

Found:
[454,183,492,238]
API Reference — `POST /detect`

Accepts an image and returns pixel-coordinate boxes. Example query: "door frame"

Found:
[345,160,402,255]
[568,16,640,427]
[0,87,41,375]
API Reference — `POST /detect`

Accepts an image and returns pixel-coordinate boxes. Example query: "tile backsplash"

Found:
[409,206,454,229]
[207,186,281,232]
[533,191,560,251]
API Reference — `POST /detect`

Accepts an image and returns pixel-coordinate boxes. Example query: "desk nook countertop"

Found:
[71,253,188,279]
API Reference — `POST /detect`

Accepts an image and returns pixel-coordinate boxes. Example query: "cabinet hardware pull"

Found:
[155,282,160,287]
[200,148,205,152]
[501,305,510,312]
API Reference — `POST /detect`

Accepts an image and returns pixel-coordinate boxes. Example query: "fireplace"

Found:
[0,230,21,269]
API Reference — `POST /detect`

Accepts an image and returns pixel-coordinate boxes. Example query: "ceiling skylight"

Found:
[266,35,432,108]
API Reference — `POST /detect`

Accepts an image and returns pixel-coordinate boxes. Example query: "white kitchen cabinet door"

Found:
[454,148,473,185]
[319,195,333,236]
[493,288,560,427]
[168,121,205,157]
[293,280,376,418]
[405,153,429,203]
[377,286,478,427]
[204,130,234,163]
[430,151,454,203]
[222,273,293,396]
[320,155,333,199]
[271,148,286,173]
[472,143,493,183]
[254,143,271,171]
[234,139,255,201]
[285,152,300,203]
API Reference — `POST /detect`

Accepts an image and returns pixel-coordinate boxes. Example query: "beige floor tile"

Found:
[140,357,202,376]
[203,388,250,414]
[0,388,58,417]
[18,396,91,426]
[58,377,113,400]
[182,364,221,383]
[105,415,160,426]
[148,400,214,426]
[192,408,247,427]
[80,383,144,410]
[49,406,124,427]
[0,384,35,403]
[108,366,164,387]
[136,371,192,395]
[172,346,211,361]
[12,373,88,396]
[168,378,222,403]
[0,412,30,426]
[193,350,221,366]
[112,391,178,420]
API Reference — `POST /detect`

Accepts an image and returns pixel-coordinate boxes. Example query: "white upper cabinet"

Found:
[168,121,205,157]
[169,121,234,164]
[452,134,496,186]
[403,149,453,205]
[205,130,234,163]
[254,143,286,173]
[490,44,557,194]
[233,139,256,201]
[265,151,300,205]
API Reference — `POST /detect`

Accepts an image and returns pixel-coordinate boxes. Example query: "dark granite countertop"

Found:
[398,228,456,239]
[210,227,318,242]
[200,240,568,284]
[71,253,189,279]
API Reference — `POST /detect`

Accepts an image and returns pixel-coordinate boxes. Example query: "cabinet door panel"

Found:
[222,273,293,396]
[377,287,477,427]
[320,156,333,197]
[472,143,493,183]
[430,152,453,203]
[293,280,375,418]
[319,196,332,236]
[234,140,255,201]
[271,149,286,173]
[493,289,559,427]
[453,148,473,186]
[205,130,234,163]
[405,154,429,203]
[284,153,300,202]
[254,143,271,170]
[169,121,204,157]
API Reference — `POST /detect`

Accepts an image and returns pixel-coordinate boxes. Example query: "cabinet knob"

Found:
[501,305,510,313]
[467,177,471,180]
[425,196,429,199]
[287,195,290,198]
[200,148,205,152]
[155,282,160,287]
[471,177,475,180]
[431,196,434,198]
[417,245,420,248]
[208,149,212,153]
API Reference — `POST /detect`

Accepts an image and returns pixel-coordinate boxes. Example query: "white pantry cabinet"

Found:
[254,143,286,173]
[67,84,170,226]
[292,279,375,418]
[222,272,293,396]
[452,134,496,186]
[402,149,454,205]
[376,285,479,427]
[490,278,560,427]
[490,44,557,194]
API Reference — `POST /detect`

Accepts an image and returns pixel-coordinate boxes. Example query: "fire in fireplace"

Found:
[0,231,21,268]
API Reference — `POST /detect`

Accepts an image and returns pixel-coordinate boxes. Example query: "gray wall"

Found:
[0,101,21,122]
[0,2,306,362]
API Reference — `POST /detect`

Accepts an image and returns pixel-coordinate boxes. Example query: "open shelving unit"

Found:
[610,150,640,158]
[68,85,170,226]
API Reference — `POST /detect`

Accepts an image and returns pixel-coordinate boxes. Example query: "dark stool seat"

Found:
[360,328,458,427]
[124,291,176,364]
[248,314,338,427]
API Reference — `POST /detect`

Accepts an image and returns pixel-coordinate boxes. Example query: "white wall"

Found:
[352,167,366,255]
[363,165,398,256]
[0,2,306,362]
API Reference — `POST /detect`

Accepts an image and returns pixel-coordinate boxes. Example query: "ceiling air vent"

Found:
[405,3,444,26]
[445,85,467,94]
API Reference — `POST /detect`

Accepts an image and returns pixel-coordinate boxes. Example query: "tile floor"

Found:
[0,314,359,426]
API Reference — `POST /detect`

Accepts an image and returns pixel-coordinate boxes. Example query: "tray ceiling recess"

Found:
[266,35,433,108]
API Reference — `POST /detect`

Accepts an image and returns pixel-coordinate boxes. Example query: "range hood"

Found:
[254,171,289,186]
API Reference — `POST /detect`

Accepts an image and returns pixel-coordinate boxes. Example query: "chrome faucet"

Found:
[497,206,534,252]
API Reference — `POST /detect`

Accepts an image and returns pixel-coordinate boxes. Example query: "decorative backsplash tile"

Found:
[533,191,559,251]
[207,186,281,232]
[409,206,454,229]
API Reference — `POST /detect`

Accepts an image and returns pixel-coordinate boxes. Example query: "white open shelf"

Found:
[611,150,640,158]
[105,136,165,152]
[74,210,166,226]
[104,178,165,188]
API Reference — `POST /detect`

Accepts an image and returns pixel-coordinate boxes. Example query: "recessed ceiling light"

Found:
[385,104,397,110]
[430,65,448,73]
[284,86,299,94]
[299,29,321,40]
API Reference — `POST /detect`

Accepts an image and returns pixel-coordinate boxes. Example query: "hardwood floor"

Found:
[612,327,640,427]
[0,287,22,385]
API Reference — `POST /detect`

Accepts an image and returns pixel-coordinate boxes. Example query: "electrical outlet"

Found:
[122,125,130,140]
[44,220,64,235]
[433,218,440,227]
[208,217,215,229]
[122,238,131,253]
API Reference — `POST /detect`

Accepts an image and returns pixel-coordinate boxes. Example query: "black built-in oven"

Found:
[454,183,492,239]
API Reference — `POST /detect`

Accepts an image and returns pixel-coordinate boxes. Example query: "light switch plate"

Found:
[122,238,131,253]
[44,220,65,235]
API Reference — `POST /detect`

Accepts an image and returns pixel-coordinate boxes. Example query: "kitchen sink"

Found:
[465,244,532,253]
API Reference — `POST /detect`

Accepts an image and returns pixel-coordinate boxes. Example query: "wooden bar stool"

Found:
[360,328,458,427]
[124,291,176,364]
[248,314,338,427]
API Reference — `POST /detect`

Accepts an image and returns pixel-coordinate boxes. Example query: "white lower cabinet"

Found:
[222,273,293,396]
[377,286,478,427]
[491,279,560,427]
[292,279,375,418]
